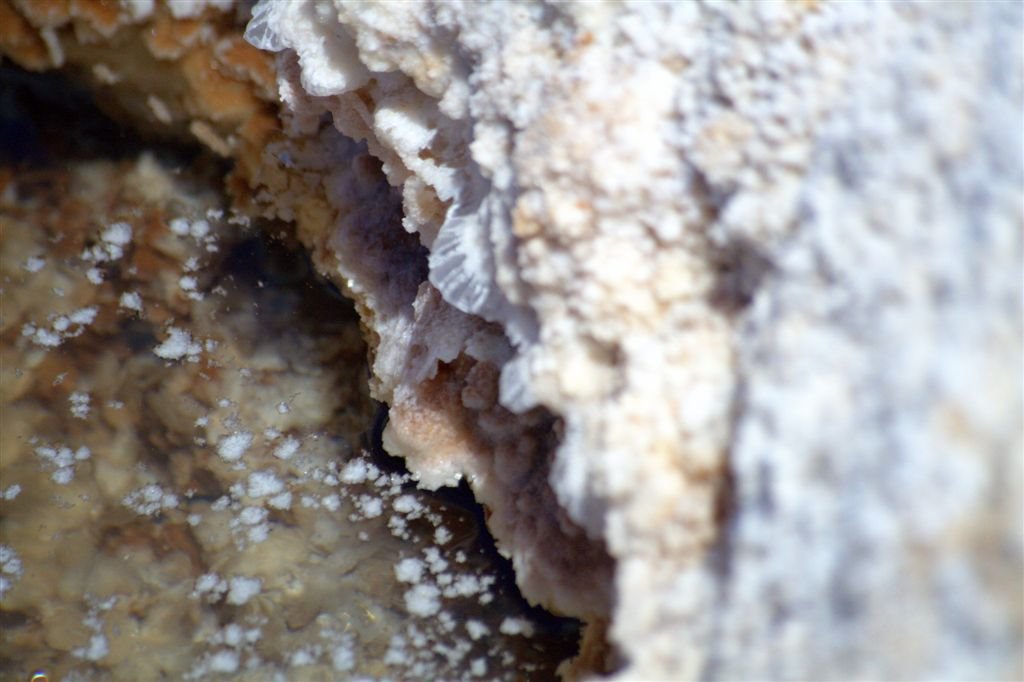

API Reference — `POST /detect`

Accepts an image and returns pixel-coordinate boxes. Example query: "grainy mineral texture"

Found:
[2,0,1022,680]
[244,1,1023,679]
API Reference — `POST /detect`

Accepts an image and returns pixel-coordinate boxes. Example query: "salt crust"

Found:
[247,1,1023,679]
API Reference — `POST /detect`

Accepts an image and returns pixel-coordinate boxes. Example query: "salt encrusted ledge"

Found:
[243,1,1022,679]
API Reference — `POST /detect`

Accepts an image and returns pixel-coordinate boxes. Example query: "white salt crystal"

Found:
[395,558,425,584]
[207,650,239,673]
[499,617,534,637]
[403,584,441,617]
[340,459,369,484]
[273,436,299,460]
[268,491,292,510]
[154,327,200,360]
[190,219,210,238]
[119,291,143,312]
[69,391,90,419]
[434,526,452,545]
[169,217,191,235]
[226,576,262,605]
[102,222,132,245]
[69,307,98,325]
[465,620,489,641]
[217,431,253,461]
[247,471,284,498]
[74,633,109,661]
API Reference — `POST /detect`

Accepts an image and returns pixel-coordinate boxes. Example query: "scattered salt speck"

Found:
[123,484,179,516]
[179,275,197,291]
[70,307,98,325]
[470,658,487,676]
[193,573,227,600]
[290,647,320,667]
[276,401,290,414]
[226,576,262,605]
[119,291,143,312]
[404,584,441,617]
[321,494,341,512]
[0,545,23,597]
[331,640,355,672]
[51,468,74,485]
[154,327,202,361]
[247,471,284,498]
[434,526,452,545]
[341,459,369,484]
[69,391,90,419]
[222,623,244,647]
[358,495,383,518]
[268,491,292,510]
[86,267,104,284]
[238,506,267,526]
[1,485,21,501]
[190,219,210,238]
[395,558,425,584]
[102,222,132,246]
[273,436,299,460]
[35,444,90,484]
[194,416,209,427]
[465,620,489,641]
[217,431,253,461]
[392,494,422,515]
[83,222,132,262]
[23,256,45,272]
[73,633,109,661]
[169,217,191,235]
[499,617,534,637]
[207,650,239,673]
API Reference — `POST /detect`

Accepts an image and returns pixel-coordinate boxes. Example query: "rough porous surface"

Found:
[3,0,1021,679]
[245,1,1022,679]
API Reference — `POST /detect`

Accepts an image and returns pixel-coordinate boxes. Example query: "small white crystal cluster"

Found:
[245,1,1022,679]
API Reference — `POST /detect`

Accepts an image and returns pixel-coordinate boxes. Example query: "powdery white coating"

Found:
[248,1,1023,678]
